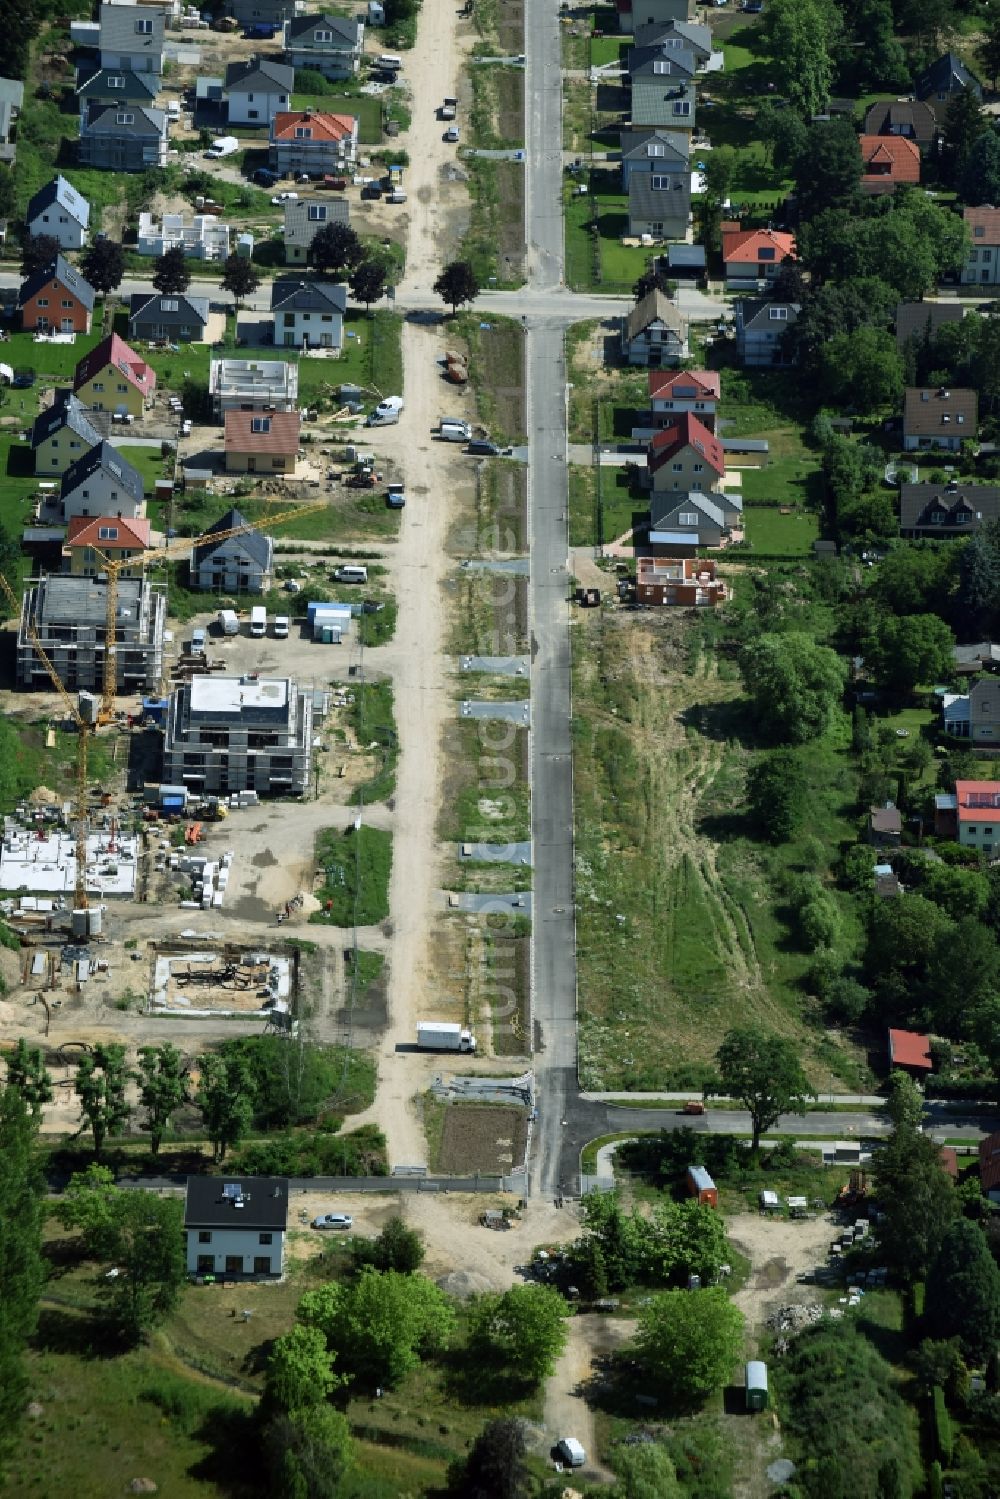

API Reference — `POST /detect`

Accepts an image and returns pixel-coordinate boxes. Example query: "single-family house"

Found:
[869,803,902,847]
[98,1,164,74]
[647,411,725,494]
[270,277,346,349]
[862,98,938,154]
[74,332,157,418]
[283,195,350,265]
[954,643,1000,677]
[721,225,796,288]
[210,358,299,418]
[894,299,964,352]
[19,256,95,335]
[0,76,24,164]
[269,109,359,175]
[980,1131,1000,1202]
[284,14,364,79]
[184,1176,288,1280]
[226,0,297,23]
[955,778,1000,853]
[648,369,720,428]
[628,171,690,239]
[916,52,982,104]
[78,102,168,172]
[32,392,101,477]
[648,489,742,551]
[961,206,1000,287]
[636,555,726,606]
[887,1028,933,1075]
[191,506,274,592]
[616,0,694,37]
[223,57,294,128]
[59,440,145,522]
[903,386,977,452]
[16,575,164,693]
[858,134,921,195]
[26,176,90,250]
[628,51,696,131]
[618,127,689,190]
[137,212,232,261]
[632,19,713,66]
[621,287,689,366]
[224,409,301,474]
[75,67,160,115]
[64,513,152,578]
[942,678,1000,746]
[899,480,1000,538]
[734,298,800,368]
[128,291,211,343]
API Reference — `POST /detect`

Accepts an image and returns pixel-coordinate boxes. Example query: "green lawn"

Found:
[743,504,819,556]
[117,443,172,496]
[564,189,653,294]
[591,36,628,67]
[311,823,392,926]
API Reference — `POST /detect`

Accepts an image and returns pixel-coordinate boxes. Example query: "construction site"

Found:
[0,823,139,898]
[149,943,297,1023]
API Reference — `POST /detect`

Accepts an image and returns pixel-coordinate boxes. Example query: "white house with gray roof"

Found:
[632,19,717,66]
[191,506,274,593]
[283,195,349,264]
[223,57,294,127]
[79,102,167,171]
[32,393,102,477]
[284,13,364,78]
[57,440,145,523]
[270,277,346,349]
[128,291,211,343]
[76,66,160,115]
[98,2,164,73]
[26,176,91,250]
[619,127,689,189]
[734,298,800,368]
[628,171,690,239]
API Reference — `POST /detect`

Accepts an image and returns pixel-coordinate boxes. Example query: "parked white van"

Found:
[273,615,289,638]
[250,606,267,637]
[440,418,471,442]
[334,565,368,584]
[217,609,239,636]
[367,395,404,426]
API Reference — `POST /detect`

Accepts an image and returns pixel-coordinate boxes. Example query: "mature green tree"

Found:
[57,1164,121,1257]
[874,1114,957,1278]
[75,1044,130,1158]
[651,1198,731,1285]
[746,750,808,843]
[197,1049,256,1160]
[960,129,1000,209]
[884,1071,925,1132]
[353,1214,424,1274]
[152,244,192,294]
[468,1284,570,1387]
[739,632,847,744]
[0,1086,45,1463]
[610,1443,681,1499]
[567,1234,609,1299]
[633,261,673,301]
[942,86,988,188]
[820,327,904,412]
[20,233,60,279]
[764,0,836,118]
[635,1288,743,1405]
[220,252,261,310]
[757,101,808,174]
[578,1190,645,1288]
[263,1404,354,1499]
[910,1337,965,1399]
[136,1043,186,1156]
[926,1221,1000,1362]
[791,278,898,369]
[264,1323,343,1414]
[929,917,1000,1042]
[308,221,363,277]
[702,145,737,203]
[851,0,910,90]
[5,1037,53,1115]
[100,1190,185,1344]
[799,195,967,299]
[919,864,989,923]
[0,0,38,85]
[711,1028,815,1157]
[452,1418,530,1499]
[866,894,954,1024]
[794,120,862,222]
[981,30,1000,91]
[349,256,389,311]
[957,534,1000,639]
[299,1269,455,1387]
[80,238,125,297]
[865,613,955,695]
[875,544,956,618]
[433,259,480,314]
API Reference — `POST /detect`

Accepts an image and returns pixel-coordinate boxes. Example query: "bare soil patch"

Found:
[436,1100,529,1173]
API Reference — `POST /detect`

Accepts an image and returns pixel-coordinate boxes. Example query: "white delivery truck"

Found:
[367,395,404,427]
[217,609,239,636]
[249,606,267,637]
[416,1021,477,1053]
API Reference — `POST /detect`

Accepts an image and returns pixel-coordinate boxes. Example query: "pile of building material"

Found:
[173,850,235,908]
[766,1304,824,1334]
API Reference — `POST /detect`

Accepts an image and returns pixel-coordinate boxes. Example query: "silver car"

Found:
[313,1213,353,1230]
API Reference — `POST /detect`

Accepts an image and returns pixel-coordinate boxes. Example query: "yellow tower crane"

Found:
[98,499,334,721]
[0,571,91,918]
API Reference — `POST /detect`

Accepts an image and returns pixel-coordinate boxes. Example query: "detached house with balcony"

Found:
[903,386,977,452]
[721,225,796,289]
[269,109,359,175]
[19,256,95,335]
[26,176,90,250]
[270,277,346,349]
[961,206,1000,287]
[98,2,164,74]
[647,411,725,495]
[955,780,1000,854]
[74,332,157,418]
[284,14,364,79]
[184,1177,288,1281]
[32,393,101,477]
[858,135,921,195]
[619,127,689,189]
[191,506,274,593]
[224,57,294,127]
[735,298,800,368]
[78,102,168,172]
[899,480,1000,538]
[622,288,689,366]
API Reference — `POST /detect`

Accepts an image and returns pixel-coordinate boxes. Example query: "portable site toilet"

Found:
[686,1165,718,1208]
[746,1361,768,1412]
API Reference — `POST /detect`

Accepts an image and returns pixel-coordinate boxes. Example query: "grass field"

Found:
[438,717,531,845]
[345,681,398,804]
[149,489,402,547]
[290,92,384,144]
[743,504,820,556]
[311,824,392,926]
[565,189,653,294]
[451,313,526,446]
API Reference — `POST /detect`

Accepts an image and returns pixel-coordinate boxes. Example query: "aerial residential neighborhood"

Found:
[0,0,1000,1495]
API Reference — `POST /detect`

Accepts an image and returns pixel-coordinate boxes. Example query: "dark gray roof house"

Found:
[895,299,964,351]
[628,171,691,238]
[284,13,364,77]
[223,56,295,127]
[270,277,348,315]
[629,59,696,130]
[98,1,164,73]
[60,439,145,517]
[283,195,350,264]
[226,0,298,22]
[916,52,982,103]
[619,126,689,187]
[191,506,274,593]
[129,291,211,343]
[899,481,1000,537]
[19,254,96,314]
[78,102,167,172]
[863,98,939,153]
[734,298,800,368]
[75,66,160,109]
[32,391,101,454]
[632,18,712,61]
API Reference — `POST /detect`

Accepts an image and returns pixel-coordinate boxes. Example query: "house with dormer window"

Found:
[64,514,152,578]
[225,409,300,473]
[19,255,95,334]
[734,298,800,367]
[74,331,157,418]
[899,481,1000,538]
[269,109,359,174]
[903,386,977,452]
[284,13,364,79]
[98,2,164,73]
[646,411,725,494]
[961,206,1000,287]
[722,225,796,289]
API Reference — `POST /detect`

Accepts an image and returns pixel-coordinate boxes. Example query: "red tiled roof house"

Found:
[887,1028,933,1074]
[269,109,359,175]
[647,411,725,494]
[955,779,1000,854]
[721,225,796,289]
[74,331,156,417]
[858,135,921,195]
[64,513,151,578]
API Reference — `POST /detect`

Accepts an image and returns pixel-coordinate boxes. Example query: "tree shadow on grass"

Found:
[679,696,761,749]
[189,1404,262,1497]
[440,1344,536,1408]
[32,1305,117,1361]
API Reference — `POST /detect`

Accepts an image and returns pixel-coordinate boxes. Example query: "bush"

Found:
[233,1123,388,1177]
[932,1387,954,1463]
